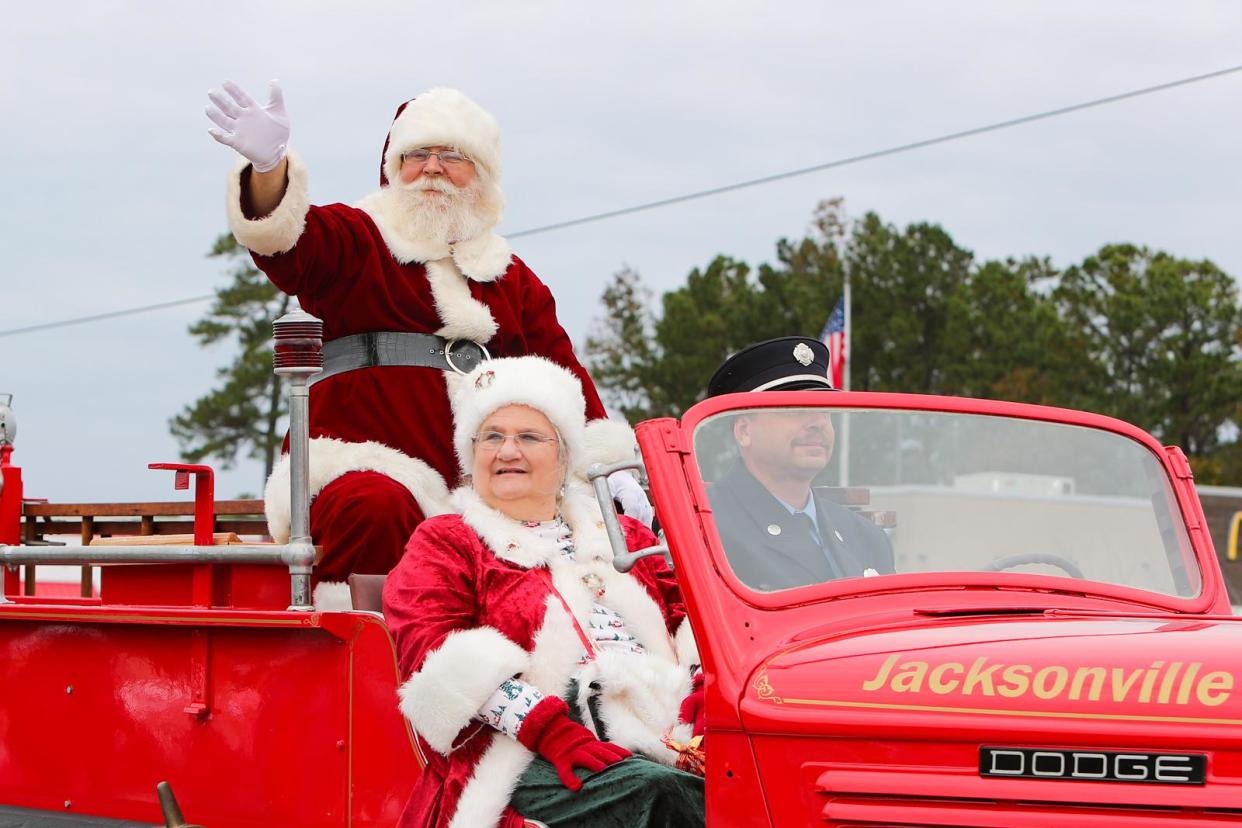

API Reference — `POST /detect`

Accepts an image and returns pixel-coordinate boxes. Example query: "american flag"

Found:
[819,298,846,389]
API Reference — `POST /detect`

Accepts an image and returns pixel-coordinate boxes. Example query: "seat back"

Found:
[348,572,388,613]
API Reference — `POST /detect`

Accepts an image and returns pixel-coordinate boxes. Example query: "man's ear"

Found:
[733,415,752,448]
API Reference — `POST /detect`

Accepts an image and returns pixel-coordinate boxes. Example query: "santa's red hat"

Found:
[380,88,502,187]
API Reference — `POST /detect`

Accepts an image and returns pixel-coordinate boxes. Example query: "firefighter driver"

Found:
[705,336,894,591]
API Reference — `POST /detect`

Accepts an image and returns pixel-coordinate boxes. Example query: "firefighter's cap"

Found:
[707,336,836,397]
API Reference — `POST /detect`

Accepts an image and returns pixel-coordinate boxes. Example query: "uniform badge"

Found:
[793,343,814,366]
[766,524,782,536]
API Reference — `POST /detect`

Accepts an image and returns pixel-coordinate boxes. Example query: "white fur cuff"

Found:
[227,149,310,256]
[581,418,638,473]
[264,437,451,543]
[313,580,353,612]
[397,627,530,755]
[675,617,700,669]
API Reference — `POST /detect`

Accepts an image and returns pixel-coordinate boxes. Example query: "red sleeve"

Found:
[251,203,377,308]
[516,262,609,421]
[622,515,686,635]
[382,516,482,680]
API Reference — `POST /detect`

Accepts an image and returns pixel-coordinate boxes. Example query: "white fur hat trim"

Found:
[452,357,586,476]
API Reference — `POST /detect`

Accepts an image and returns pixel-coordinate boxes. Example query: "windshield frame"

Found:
[675,390,1222,614]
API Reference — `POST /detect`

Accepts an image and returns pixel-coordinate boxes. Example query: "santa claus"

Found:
[205,81,651,606]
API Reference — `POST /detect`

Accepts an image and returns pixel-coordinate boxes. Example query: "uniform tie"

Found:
[792,511,844,580]
[792,511,821,545]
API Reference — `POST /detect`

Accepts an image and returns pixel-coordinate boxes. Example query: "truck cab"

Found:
[646,390,1239,826]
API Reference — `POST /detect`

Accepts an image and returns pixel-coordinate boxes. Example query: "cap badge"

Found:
[474,369,496,389]
[793,343,814,366]
[766,524,782,536]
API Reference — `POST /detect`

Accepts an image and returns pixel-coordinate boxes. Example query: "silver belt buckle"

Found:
[444,339,490,375]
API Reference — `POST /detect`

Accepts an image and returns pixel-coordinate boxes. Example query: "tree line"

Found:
[581,199,1242,485]
[173,201,1242,488]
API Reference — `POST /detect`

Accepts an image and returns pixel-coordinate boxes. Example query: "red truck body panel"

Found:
[2,389,1238,825]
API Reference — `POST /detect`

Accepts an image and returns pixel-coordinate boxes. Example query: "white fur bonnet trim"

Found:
[451,357,587,477]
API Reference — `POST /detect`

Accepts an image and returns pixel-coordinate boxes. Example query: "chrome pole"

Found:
[273,309,323,611]
[587,460,671,573]
[0,545,306,565]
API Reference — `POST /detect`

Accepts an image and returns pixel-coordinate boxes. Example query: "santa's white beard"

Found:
[391,178,495,245]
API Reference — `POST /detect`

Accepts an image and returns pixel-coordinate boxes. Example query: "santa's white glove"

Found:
[608,471,654,527]
[205,80,290,173]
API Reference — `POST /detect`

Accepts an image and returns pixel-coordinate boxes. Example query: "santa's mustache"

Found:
[407,177,462,196]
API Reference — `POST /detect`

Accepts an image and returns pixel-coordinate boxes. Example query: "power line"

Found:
[4,62,1241,340]
[0,295,216,339]
[508,63,1242,238]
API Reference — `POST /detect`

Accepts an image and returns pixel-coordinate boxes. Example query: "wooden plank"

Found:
[90,532,248,546]
[25,521,270,541]
[23,519,269,542]
[814,486,872,506]
[80,515,94,599]
[24,499,265,518]
[860,509,897,529]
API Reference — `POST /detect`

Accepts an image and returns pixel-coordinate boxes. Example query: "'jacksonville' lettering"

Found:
[860,654,1233,706]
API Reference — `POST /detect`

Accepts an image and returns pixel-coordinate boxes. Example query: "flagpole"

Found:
[839,254,851,487]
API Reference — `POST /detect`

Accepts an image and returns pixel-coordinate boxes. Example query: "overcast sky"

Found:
[3,1,1241,502]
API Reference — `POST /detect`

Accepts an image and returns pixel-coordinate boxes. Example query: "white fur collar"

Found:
[354,187,513,281]
[450,484,614,570]
[425,259,499,343]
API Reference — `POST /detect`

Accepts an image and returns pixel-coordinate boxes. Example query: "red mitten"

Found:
[517,696,631,791]
[679,672,705,737]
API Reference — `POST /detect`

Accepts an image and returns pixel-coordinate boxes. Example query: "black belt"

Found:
[311,332,490,386]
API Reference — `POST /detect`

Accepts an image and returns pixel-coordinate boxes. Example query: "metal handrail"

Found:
[0,541,317,608]
[0,310,323,611]
[587,460,671,573]
[0,543,314,567]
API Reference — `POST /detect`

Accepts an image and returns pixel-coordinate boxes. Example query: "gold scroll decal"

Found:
[860,654,1233,707]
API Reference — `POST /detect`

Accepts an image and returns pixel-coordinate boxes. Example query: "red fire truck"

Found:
[1,314,1238,826]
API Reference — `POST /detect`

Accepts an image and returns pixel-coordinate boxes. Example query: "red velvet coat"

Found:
[227,154,634,555]
[383,486,697,828]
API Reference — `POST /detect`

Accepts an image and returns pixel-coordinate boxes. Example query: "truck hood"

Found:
[740,614,1242,823]
[743,613,1242,741]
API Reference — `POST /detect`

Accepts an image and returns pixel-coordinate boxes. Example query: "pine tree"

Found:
[170,234,290,487]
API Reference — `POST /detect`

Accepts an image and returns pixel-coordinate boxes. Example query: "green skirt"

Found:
[510,755,705,828]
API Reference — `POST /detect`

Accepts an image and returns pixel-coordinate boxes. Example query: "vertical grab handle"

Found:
[587,460,671,573]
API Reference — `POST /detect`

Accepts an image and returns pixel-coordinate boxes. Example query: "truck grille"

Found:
[816,766,1242,827]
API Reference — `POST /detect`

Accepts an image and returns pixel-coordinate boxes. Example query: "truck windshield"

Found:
[692,406,1200,599]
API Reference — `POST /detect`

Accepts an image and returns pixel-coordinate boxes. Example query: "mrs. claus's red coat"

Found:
[383,485,699,828]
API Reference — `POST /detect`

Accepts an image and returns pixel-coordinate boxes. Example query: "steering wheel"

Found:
[980,552,1085,580]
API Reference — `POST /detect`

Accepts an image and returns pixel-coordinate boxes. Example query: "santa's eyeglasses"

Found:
[401,148,472,167]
